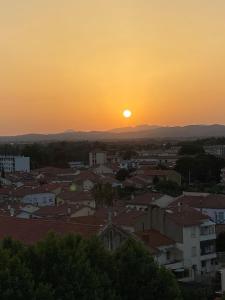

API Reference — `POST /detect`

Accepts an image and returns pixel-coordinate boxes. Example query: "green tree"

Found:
[0,249,34,300]
[0,233,182,300]
[180,284,213,300]
[155,180,182,196]
[92,183,114,208]
[116,169,130,182]
[114,239,182,300]
[176,154,225,183]
[179,144,205,155]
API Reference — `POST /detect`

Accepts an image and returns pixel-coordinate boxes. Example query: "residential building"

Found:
[136,229,183,277]
[150,204,217,281]
[68,161,87,169]
[0,215,132,251]
[175,192,225,225]
[93,165,114,175]
[135,169,182,185]
[57,191,96,208]
[126,192,174,211]
[119,160,138,170]
[89,151,107,167]
[0,156,30,173]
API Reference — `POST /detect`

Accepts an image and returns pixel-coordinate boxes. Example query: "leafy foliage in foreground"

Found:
[0,234,182,300]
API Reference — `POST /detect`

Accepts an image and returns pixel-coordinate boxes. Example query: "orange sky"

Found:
[1,0,225,135]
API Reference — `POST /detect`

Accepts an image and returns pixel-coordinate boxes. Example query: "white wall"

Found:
[15,157,30,172]
[182,226,201,279]
[22,193,55,206]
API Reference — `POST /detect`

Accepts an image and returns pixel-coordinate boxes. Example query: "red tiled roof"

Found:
[72,171,100,183]
[58,191,93,203]
[166,205,208,226]
[0,216,102,244]
[73,209,147,230]
[12,186,56,197]
[124,176,149,187]
[33,167,73,175]
[127,192,163,205]
[34,204,84,218]
[71,215,106,226]
[174,194,225,209]
[114,210,147,226]
[0,188,12,195]
[136,229,175,249]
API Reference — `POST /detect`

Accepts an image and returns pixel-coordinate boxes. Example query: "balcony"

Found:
[200,233,216,241]
[164,260,184,270]
[200,252,217,260]
[200,224,216,241]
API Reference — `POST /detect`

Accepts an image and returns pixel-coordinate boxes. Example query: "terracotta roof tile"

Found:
[136,229,175,249]
[166,205,208,226]
[174,194,225,209]
[0,216,102,244]
[127,192,163,205]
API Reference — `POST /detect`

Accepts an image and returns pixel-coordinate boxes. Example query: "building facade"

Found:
[0,156,30,173]
[89,151,107,167]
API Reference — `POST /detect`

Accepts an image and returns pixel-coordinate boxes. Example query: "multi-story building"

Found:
[89,151,107,167]
[0,156,30,173]
[150,204,217,281]
[175,192,225,225]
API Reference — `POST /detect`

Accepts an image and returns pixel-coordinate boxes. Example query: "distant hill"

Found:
[108,125,160,133]
[1,124,225,143]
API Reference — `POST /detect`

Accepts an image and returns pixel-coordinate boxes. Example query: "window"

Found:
[209,226,215,235]
[191,247,197,257]
[166,251,171,260]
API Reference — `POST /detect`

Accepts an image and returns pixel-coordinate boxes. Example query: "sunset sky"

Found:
[1,0,225,135]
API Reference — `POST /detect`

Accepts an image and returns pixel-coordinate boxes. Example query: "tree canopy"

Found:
[0,234,182,300]
[178,144,205,155]
[175,154,225,184]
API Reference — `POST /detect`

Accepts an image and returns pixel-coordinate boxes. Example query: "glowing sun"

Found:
[123,109,132,118]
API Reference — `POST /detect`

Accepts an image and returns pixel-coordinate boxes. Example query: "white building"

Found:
[21,192,55,207]
[89,151,107,167]
[158,206,217,281]
[176,192,225,225]
[0,156,30,173]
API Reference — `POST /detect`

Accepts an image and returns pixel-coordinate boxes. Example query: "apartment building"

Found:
[0,156,30,173]
[175,192,225,225]
[150,204,217,281]
[89,151,107,167]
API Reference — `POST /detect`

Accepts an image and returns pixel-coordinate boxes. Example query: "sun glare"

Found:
[123,109,132,118]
